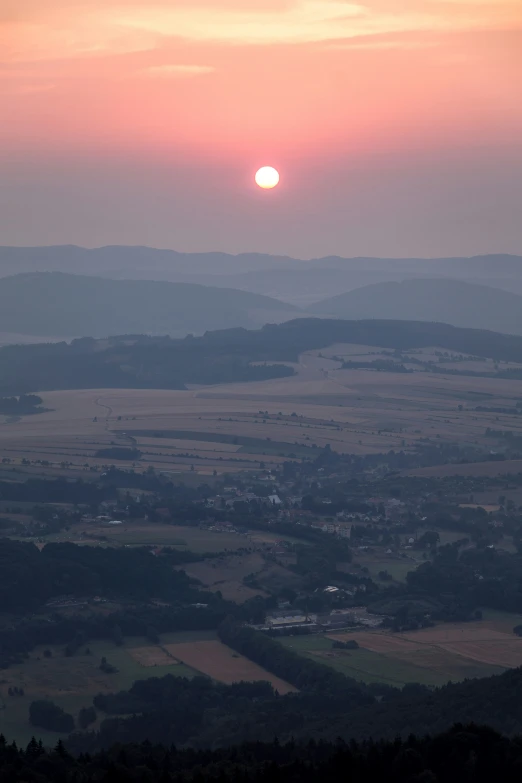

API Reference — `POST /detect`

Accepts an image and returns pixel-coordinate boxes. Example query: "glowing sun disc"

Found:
[255,166,280,189]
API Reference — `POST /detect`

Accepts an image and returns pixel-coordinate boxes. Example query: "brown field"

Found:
[329,616,522,672]
[129,646,180,667]
[1,346,522,475]
[436,641,522,668]
[401,623,522,667]
[400,624,514,643]
[406,461,522,478]
[281,633,502,686]
[163,639,297,693]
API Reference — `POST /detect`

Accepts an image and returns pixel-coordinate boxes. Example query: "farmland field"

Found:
[0,629,297,745]
[0,635,197,746]
[164,638,297,694]
[128,646,180,667]
[278,614,522,687]
[1,345,522,475]
[180,551,302,602]
[278,635,458,686]
[180,552,269,602]
[405,460,522,478]
[345,552,420,584]
[78,522,248,552]
[29,522,248,553]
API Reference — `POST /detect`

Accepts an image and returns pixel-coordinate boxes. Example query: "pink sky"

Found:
[1,0,521,258]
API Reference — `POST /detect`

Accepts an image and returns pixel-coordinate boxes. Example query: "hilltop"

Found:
[309,279,522,336]
[3,317,522,394]
[1,246,522,306]
[0,272,298,338]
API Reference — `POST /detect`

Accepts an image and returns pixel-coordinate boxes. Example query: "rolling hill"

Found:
[1,247,522,307]
[309,279,522,336]
[0,272,299,338]
[3,317,522,395]
[0,245,302,278]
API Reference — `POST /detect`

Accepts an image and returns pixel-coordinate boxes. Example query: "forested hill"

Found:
[204,318,522,363]
[3,317,522,394]
[0,272,298,338]
[310,279,522,336]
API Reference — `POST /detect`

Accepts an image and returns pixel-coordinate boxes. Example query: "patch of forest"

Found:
[342,359,410,373]
[65,638,522,752]
[3,317,522,392]
[0,539,210,615]
[0,540,269,668]
[0,394,48,415]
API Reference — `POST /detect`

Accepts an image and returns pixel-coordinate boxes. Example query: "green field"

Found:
[350,553,419,584]
[128,429,312,458]
[278,634,502,688]
[278,636,445,686]
[0,633,203,746]
[369,558,416,583]
[101,525,247,552]
[29,523,248,554]
[351,527,490,586]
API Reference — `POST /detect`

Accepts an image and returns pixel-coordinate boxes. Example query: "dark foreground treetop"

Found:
[0,723,520,782]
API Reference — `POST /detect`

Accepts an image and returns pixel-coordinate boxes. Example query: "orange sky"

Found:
[1,0,522,257]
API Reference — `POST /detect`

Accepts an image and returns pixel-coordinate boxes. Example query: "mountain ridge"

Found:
[2,245,521,306]
[0,271,299,338]
[309,278,522,336]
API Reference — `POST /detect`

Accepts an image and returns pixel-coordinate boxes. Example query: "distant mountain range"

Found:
[1,249,522,341]
[1,246,522,306]
[309,279,522,336]
[0,272,298,338]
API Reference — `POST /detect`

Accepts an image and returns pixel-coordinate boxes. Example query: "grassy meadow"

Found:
[0,633,205,746]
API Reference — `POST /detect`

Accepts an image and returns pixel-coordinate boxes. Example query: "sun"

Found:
[255,166,280,189]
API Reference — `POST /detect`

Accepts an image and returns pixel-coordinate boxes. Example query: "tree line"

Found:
[0,539,204,614]
[68,651,522,752]
[3,317,522,395]
[1,724,518,782]
[0,394,46,415]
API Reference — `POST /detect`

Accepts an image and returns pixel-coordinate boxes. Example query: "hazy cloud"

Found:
[143,64,215,77]
[4,0,521,65]
[1,0,521,257]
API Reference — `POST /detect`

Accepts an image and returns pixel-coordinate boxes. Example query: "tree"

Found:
[78,706,97,729]
[99,656,119,673]
[29,700,74,733]
[25,737,44,759]
[418,531,440,548]
[112,625,124,646]
[146,625,160,644]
